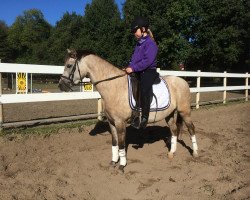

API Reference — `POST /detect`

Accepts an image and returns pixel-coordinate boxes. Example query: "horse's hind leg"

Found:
[165,112,179,159]
[179,111,199,157]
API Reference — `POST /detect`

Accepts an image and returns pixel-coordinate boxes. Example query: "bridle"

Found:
[60,56,83,91]
[60,57,127,91]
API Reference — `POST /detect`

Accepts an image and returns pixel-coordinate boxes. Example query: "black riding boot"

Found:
[140,116,148,129]
[131,116,141,129]
[140,94,151,129]
[131,115,148,129]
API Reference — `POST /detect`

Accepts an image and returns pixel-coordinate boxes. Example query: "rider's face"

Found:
[134,27,146,39]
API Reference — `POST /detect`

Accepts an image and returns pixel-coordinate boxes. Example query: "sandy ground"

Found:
[0,102,249,200]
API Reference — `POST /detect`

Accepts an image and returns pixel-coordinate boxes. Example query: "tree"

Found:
[46,12,84,65]
[74,0,126,66]
[0,20,12,62]
[7,9,51,64]
[123,0,249,72]
[190,0,248,72]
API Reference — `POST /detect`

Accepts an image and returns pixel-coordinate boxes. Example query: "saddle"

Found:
[130,72,161,119]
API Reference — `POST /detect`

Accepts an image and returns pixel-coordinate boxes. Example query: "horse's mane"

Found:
[66,49,122,73]
[75,50,96,60]
[65,49,96,61]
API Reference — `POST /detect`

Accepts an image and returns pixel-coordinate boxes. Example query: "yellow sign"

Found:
[16,72,28,94]
[83,82,93,92]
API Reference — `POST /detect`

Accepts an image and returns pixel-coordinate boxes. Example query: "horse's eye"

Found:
[66,64,72,68]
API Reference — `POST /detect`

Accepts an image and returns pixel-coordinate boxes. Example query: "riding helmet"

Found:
[131,16,149,33]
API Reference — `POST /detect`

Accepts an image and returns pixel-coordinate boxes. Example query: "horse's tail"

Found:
[176,111,184,139]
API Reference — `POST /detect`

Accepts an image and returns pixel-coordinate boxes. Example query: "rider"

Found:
[125,16,159,129]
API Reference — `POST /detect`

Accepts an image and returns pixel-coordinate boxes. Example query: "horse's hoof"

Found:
[193,151,199,158]
[168,152,174,159]
[118,165,125,174]
[110,161,117,168]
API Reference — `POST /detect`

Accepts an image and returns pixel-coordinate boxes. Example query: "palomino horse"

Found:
[59,49,198,172]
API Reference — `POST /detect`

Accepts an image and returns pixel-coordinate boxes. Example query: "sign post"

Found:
[82,78,93,92]
[83,83,93,92]
[16,72,28,94]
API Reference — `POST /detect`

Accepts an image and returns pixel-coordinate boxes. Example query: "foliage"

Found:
[0,0,248,72]
[46,12,84,65]
[0,20,12,62]
[7,9,51,64]
[73,0,126,66]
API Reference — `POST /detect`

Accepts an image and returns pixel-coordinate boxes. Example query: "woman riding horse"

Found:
[125,16,159,130]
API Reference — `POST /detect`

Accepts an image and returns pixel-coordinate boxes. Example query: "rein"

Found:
[92,73,127,86]
[61,58,127,90]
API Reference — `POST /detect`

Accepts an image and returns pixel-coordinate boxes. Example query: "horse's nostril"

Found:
[58,82,68,92]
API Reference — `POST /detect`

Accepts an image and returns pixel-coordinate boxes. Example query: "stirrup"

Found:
[140,117,148,129]
[131,116,140,129]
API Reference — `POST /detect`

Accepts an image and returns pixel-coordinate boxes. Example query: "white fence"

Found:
[0,62,249,127]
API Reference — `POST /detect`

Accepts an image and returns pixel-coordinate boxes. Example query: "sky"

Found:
[0,0,125,26]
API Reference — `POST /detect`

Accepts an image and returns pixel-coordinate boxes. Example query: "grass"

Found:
[0,119,97,137]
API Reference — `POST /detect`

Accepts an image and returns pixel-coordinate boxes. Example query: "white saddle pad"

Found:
[128,76,171,111]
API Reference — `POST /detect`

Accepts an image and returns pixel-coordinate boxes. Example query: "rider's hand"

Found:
[125,67,133,74]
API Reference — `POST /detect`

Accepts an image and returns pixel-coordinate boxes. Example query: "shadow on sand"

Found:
[89,121,193,155]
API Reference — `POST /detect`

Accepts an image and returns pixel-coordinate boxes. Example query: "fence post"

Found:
[246,72,249,102]
[30,73,33,93]
[196,70,201,109]
[12,74,14,90]
[0,59,3,129]
[97,98,103,121]
[223,71,227,104]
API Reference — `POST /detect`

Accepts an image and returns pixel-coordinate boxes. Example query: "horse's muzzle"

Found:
[58,79,72,92]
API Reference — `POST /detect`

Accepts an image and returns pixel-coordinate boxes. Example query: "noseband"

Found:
[60,58,83,91]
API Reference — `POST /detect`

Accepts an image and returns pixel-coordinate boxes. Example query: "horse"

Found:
[59,49,198,172]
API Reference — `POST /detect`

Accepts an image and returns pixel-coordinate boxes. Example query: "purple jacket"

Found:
[130,35,158,72]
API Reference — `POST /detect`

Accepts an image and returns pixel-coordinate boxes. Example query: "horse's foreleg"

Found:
[109,122,119,166]
[116,121,127,172]
[109,121,127,172]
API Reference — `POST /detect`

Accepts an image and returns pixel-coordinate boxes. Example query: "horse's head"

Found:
[59,49,88,91]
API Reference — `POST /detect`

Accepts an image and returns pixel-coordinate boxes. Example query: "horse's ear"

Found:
[67,49,73,54]
[67,48,77,59]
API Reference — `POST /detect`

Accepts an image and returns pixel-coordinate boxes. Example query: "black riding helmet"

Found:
[131,16,149,33]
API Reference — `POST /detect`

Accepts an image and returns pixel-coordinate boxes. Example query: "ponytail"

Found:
[147,29,155,41]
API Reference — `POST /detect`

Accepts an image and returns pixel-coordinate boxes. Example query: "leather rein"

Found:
[60,58,127,91]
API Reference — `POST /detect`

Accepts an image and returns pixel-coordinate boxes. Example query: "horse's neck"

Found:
[86,55,126,99]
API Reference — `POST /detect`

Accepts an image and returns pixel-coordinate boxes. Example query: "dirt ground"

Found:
[0,102,249,200]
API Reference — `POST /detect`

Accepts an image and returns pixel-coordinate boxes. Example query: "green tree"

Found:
[123,0,199,70]
[123,0,249,72]
[74,0,125,66]
[0,20,12,62]
[190,0,248,72]
[7,9,51,64]
[46,12,84,65]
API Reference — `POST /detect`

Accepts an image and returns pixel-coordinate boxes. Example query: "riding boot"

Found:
[131,116,140,129]
[140,94,151,129]
[140,116,148,129]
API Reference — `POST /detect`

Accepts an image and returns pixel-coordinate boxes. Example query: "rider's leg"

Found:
[140,69,156,129]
